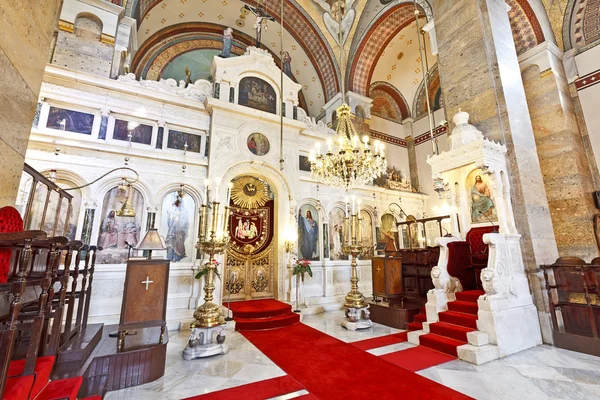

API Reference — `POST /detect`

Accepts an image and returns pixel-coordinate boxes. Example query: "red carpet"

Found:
[230,299,300,331]
[408,307,426,331]
[418,290,483,356]
[381,346,456,372]
[242,323,472,400]
[351,331,408,351]
[182,375,304,400]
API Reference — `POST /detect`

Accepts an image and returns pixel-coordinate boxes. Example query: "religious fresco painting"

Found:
[97,186,144,264]
[466,169,498,224]
[160,192,195,263]
[247,133,270,156]
[113,119,153,145]
[238,77,277,114]
[360,210,374,259]
[328,207,348,261]
[299,155,312,172]
[298,204,320,261]
[160,49,221,83]
[47,106,94,135]
[167,129,202,153]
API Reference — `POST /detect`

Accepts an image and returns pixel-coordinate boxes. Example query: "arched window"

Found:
[96,186,144,264]
[159,192,196,263]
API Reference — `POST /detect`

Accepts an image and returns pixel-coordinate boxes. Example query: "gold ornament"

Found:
[230,176,270,209]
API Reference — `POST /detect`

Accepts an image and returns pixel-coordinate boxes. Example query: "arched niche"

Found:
[74,12,103,41]
[96,186,145,264]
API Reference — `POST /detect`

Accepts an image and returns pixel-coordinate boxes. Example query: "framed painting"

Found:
[167,129,202,153]
[46,106,94,135]
[299,155,312,172]
[247,133,270,156]
[466,169,498,224]
[328,207,348,261]
[113,119,153,145]
[160,192,196,262]
[238,77,277,114]
[298,204,319,261]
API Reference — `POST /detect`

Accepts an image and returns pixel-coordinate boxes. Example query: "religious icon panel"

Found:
[298,204,320,261]
[360,210,374,259]
[466,168,498,224]
[379,213,395,242]
[97,186,144,264]
[167,130,202,153]
[46,106,94,135]
[328,207,348,261]
[113,119,153,145]
[247,133,270,156]
[238,77,277,114]
[160,192,196,263]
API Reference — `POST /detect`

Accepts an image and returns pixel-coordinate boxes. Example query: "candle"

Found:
[352,195,356,215]
[379,143,385,155]
[357,199,361,215]
[203,179,210,206]
[215,178,220,202]
[345,196,349,215]
[316,142,321,155]
[327,138,333,152]
[226,182,233,206]
[362,135,369,151]
[352,135,358,148]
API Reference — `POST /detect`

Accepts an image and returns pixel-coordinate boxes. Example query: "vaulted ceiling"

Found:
[123,0,559,120]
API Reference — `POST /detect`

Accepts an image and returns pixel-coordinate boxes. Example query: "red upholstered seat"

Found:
[465,226,495,262]
[2,375,34,400]
[8,356,55,399]
[0,206,24,283]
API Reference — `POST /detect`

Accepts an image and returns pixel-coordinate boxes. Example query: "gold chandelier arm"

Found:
[60,167,140,191]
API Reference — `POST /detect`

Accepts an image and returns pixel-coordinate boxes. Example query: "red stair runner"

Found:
[230,299,300,331]
[408,307,426,331]
[418,290,483,356]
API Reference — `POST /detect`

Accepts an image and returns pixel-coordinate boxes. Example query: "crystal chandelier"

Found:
[309,104,387,190]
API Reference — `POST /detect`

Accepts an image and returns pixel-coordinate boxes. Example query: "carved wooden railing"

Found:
[0,233,101,398]
[17,163,73,237]
[542,258,600,357]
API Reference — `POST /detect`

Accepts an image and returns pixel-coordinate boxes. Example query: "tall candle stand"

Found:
[341,198,372,331]
[183,181,232,360]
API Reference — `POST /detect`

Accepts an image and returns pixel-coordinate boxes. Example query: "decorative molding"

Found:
[414,126,447,146]
[117,73,213,102]
[369,130,407,148]
[575,69,600,91]
[59,20,74,33]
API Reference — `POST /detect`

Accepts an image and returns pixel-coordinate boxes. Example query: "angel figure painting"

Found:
[328,207,348,261]
[312,0,356,45]
[160,193,195,262]
[467,169,498,224]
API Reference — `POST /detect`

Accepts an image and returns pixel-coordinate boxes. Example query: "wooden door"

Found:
[224,243,275,301]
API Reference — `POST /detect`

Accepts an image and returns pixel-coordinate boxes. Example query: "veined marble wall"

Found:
[0,0,62,207]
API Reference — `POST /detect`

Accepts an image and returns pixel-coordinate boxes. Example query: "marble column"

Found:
[431,0,558,342]
[519,42,599,260]
[404,118,419,191]
[0,0,63,207]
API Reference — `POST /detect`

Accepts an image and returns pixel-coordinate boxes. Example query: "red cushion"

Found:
[465,226,495,255]
[8,356,55,399]
[35,376,82,400]
[2,375,34,400]
[0,206,24,283]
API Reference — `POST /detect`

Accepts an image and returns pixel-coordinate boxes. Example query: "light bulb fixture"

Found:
[309,104,387,190]
[178,165,187,197]
[433,175,448,199]
[48,169,58,183]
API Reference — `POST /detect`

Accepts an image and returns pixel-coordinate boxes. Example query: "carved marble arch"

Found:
[131,22,309,112]
[347,2,425,96]
[506,0,545,55]
[369,81,410,124]
[562,0,600,51]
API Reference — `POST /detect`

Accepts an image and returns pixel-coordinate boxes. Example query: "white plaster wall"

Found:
[576,46,600,171]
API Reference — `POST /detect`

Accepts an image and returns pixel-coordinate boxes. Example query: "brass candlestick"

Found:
[341,198,371,329]
[191,197,231,329]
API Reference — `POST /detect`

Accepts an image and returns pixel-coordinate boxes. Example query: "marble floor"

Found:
[105,310,600,400]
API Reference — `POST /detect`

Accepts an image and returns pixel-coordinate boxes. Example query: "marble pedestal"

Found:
[183,325,228,360]
[341,306,373,331]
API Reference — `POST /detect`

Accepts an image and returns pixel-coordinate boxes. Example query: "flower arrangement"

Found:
[195,259,221,280]
[292,258,313,282]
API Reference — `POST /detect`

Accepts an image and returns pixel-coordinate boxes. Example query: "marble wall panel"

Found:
[52,31,113,77]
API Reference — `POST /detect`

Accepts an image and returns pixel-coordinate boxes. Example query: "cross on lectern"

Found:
[141,276,154,291]
[376,266,382,273]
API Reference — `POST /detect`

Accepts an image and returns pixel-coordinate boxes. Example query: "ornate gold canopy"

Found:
[230,176,271,209]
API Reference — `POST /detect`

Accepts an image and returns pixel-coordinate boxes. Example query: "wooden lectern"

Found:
[371,238,403,303]
[117,258,170,351]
